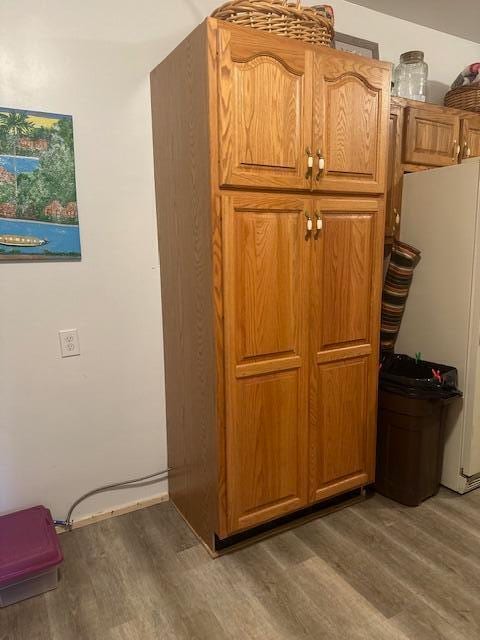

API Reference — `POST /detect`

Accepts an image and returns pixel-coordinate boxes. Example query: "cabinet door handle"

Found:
[305,211,313,236]
[453,140,460,161]
[306,148,314,179]
[314,212,322,237]
[394,208,400,225]
[315,150,325,180]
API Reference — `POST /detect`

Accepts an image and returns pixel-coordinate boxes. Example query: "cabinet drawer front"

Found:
[222,194,310,533]
[313,51,390,194]
[217,27,313,191]
[403,107,460,166]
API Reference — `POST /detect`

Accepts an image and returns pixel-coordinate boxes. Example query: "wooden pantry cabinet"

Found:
[151,18,390,551]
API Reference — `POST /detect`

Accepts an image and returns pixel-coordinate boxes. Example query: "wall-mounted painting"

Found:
[0,107,81,261]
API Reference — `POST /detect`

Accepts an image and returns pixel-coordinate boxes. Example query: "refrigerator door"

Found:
[397,160,480,491]
[463,333,480,478]
[458,160,480,481]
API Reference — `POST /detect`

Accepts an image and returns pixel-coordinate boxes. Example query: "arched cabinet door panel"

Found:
[217,26,313,191]
[312,51,390,194]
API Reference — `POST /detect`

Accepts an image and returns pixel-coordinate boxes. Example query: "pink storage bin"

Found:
[0,505,63,607]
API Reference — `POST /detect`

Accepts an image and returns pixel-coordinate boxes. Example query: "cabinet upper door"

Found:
[216,26,313,191]
[385,106,404,240]
[222,194,310,534]
[312,49,390,194]
[403,107,461,166]
[309,197,383,502]
[461,115,480,160]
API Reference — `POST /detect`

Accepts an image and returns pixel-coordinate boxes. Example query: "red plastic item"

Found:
[0,506,63,589]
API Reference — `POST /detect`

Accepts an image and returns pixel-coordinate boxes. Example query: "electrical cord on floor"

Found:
[54,467,170,531]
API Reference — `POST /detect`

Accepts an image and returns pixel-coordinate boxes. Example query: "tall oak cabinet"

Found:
[151,18,390,551]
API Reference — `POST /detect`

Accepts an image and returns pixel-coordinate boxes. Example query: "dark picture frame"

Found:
[333,32,379,60]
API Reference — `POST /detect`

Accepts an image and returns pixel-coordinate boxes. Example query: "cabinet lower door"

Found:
[309,197,383,501]
[312,49,390,194]
[222,194,310,534]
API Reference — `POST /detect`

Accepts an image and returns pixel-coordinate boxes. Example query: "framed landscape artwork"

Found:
[0,107,81,261]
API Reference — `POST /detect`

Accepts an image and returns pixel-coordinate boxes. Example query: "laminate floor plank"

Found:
[343,507,480,635]
[0,595,51,640]
[293,515,416,620]
[4,488,480,640]
[426,492,480,533]
[358,495,480,593]
[390,603,471,640]
[290,557,411,640]
[262,530,316,569]
[218,543,318,639]
[44,528,105,640]
[182,552,287,639]
[349,497,480,640]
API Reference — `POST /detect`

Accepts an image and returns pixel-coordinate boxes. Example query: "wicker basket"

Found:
[211,1,334,47]
[444,85,480,113]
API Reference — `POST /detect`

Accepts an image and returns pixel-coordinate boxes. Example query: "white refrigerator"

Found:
[397,159,480,493]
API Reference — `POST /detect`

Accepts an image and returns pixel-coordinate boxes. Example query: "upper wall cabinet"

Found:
[312,52,390,194]
[461,115,480,160]
[217,26,313,191]
[216,26,391,193]
[385,98,480,247]
[403,107,460,167]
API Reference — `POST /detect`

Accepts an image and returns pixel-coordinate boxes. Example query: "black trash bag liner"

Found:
[380,353,463,400]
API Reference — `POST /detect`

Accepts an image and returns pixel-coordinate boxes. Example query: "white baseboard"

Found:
[56,491,169,534]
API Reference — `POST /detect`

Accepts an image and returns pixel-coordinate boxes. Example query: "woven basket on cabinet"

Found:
[211,1,334,47]
[444,86,480,113]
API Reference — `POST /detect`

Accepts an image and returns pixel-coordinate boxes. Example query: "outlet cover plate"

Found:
[59,329,80,358]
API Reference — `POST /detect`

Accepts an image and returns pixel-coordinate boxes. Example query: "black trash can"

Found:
[376,354,462,507]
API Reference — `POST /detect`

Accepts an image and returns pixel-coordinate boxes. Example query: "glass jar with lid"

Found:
[393,51,428,102]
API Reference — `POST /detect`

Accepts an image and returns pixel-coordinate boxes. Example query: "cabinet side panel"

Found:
[150,22,217,549]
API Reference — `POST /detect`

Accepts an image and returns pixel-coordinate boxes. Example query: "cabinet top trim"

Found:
[391,95,473,118]
[208,17,392,73]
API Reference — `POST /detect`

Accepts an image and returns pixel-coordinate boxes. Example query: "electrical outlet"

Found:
[59,329,80,358]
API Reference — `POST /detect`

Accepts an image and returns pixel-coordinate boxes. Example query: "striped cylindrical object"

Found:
[381,240,421,352]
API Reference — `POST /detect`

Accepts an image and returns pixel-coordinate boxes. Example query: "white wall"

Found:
[1,0,479,523]
[329,0,480,103]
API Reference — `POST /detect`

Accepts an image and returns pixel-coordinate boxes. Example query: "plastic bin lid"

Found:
[0,505,63,588]
[380,353,462,400]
